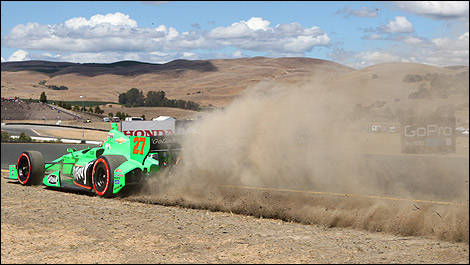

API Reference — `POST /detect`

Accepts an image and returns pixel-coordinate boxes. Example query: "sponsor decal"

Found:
[151,137,167,144]
[115,174,124,178]
[114,179,120,185]
[73,161,94,185]
[115,137,127,144]
[400,110,456,154]
[115,169,122,173]
[47,174,59,185]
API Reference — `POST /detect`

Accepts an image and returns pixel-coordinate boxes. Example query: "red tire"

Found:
[91,155,126,197]
[16,151,44,185]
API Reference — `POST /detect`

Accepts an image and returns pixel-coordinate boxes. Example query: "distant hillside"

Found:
[1,59,217,77]
[325,62,468,126]
[1,57,354,107]
[1,58,468,127]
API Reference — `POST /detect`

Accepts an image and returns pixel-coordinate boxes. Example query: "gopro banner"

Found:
[400,109,456,154]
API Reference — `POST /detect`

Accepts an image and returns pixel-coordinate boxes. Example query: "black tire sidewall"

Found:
[92,157,113,197]
[17,151,44,185]
[92,155,126,197]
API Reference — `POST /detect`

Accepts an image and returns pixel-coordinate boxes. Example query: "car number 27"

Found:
[133,137,146,154]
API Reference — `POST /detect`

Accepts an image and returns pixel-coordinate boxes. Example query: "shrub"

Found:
[1,131,11,142]
[40,92,47,103]
[18,132,32,142]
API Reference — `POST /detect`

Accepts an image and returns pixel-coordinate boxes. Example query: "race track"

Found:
[2,142,468,202]
[1,143,99,169]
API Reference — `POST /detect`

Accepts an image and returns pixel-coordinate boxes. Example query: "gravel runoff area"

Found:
[1,173,469,264]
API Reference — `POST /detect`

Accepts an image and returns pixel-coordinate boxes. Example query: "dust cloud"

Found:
[131,77,469,243]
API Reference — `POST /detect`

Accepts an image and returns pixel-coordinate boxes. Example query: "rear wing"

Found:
[149,135,183,152]
[129,134,182,164]
[148,135,183,167]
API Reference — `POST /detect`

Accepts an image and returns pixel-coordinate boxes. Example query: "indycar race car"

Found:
[7,123,181,197]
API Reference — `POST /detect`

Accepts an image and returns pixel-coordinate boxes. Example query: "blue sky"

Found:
[1,1,468,68]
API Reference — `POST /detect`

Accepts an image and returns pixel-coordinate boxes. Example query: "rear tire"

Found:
[16,151,45,185]
[91,155,126,197]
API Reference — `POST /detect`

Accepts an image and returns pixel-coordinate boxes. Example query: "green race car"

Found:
[7,123,181,197]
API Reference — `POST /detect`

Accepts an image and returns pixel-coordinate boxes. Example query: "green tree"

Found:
[119,88,145,107]
[118,93,127,105]
[141,114,146,120]
[94,105,101,114]
[115,111,124,120]
[108,112,113,117]
[39,92,47,103]
[145,90,167,106]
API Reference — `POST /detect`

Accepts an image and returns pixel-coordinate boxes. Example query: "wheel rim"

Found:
[17,154,31,184]
[92,158,109,195]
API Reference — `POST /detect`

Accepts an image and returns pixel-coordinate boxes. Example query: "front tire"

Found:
[91,155,126,197]
[17,151,45,185]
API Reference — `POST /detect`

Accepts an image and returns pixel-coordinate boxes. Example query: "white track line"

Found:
[31,128,41,136]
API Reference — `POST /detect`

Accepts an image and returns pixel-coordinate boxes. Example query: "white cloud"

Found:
[361,33,383,40]
[3,13,166,53]
[393,1,469,20]
[382,16,414,33]
[1,57,5,62]
[8,49,30,61]
[207,18,330,54]
[3,13,329,59]
[208,17,269,39]
[432,32,469,49]
[459,31,469,41]
[64,12,138,29]
[150,51,169,57]
[182,52,197,59]
[245,17,271,31]
[336,6,379,18]
[402,36,424,45]
[331,30,469,68]
[232,50,243,57]
[355,51,402,66]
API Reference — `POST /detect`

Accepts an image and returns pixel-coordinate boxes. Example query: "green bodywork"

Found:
[9,123,179,194]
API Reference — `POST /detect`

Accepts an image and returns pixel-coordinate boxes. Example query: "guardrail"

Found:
[3,122,109,132]
[8,135,102,145]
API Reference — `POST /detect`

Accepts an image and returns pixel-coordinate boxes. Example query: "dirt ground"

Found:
[1,173,468,264]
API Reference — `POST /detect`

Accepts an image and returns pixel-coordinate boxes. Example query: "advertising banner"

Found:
[121,120,175,137]
[400,108,456,154]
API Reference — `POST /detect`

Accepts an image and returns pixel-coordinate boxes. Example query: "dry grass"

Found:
[1,57,353,107]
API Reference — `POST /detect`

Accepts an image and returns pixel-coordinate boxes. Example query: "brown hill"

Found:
[320,62,469,126]
[1,58,468,126]
[1,57,353,107]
